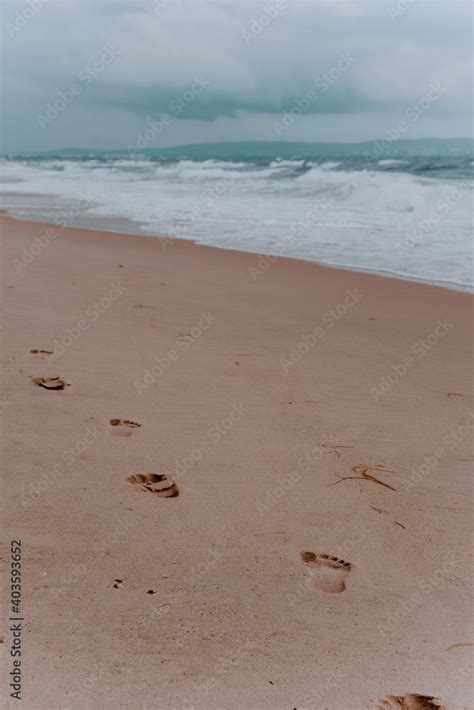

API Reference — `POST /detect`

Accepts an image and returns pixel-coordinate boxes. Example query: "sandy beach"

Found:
[1,213,473,709]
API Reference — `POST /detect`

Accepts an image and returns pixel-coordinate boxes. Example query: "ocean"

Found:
[1,143,473,291]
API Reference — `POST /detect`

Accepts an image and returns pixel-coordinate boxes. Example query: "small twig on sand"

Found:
[446,642,474,650]
[321,443,353,458]
[321,444,353,448]
[329,465,397,491]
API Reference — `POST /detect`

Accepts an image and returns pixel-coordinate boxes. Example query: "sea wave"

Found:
[0,156,472,290]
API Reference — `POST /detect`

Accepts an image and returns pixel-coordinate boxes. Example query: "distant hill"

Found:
[4,138,474,161]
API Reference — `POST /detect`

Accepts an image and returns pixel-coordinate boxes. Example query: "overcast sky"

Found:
[2,0,472,153]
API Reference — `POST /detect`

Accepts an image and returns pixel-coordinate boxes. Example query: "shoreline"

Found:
[2,213,473,709]
[0,198,472,294]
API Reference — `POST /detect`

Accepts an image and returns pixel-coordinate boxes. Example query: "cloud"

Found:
[1,0,472,151]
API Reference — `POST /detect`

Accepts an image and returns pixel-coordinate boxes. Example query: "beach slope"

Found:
[1,214,473,709]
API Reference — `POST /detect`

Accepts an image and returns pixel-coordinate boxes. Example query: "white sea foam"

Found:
[269,159,306,168]
[319,161,342,170]
[378,159,409,166]
[0,158,472,290]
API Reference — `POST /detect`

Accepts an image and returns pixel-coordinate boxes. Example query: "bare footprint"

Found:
[32,376,68,390]
[128,473,179,498]
[378,695,445,710]
[176,332,193,343]
[110,419,141,437]
[300,551,351,593]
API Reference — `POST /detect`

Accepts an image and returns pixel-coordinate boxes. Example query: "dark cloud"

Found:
[1,0,472,151]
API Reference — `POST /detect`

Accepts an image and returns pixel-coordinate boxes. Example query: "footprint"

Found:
[378,696,445,710]
[127,473,179,498]
[113,579,123,589]
[110,419,141,437]
[32,377,68,390]
[300,551,351,593]
[30,349,53,355]
[176,332,193,343]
